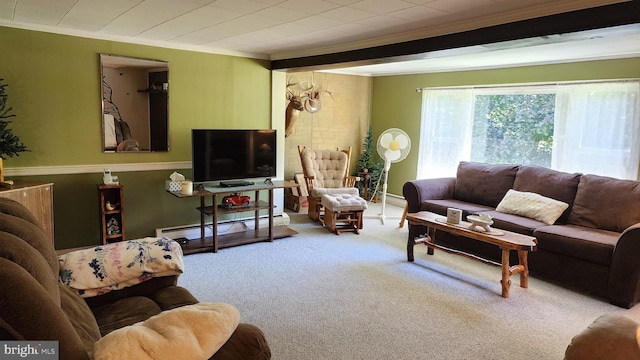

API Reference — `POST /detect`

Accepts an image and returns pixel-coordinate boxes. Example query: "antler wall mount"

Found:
[285,74,332,137]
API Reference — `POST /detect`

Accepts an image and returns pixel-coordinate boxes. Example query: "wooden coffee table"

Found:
[406,211,537,298]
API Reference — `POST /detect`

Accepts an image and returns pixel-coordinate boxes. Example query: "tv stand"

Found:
[220,180,254,187]
[167,180,299,254]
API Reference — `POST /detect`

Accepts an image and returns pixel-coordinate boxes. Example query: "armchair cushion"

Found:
[310,187,359,198]
[93,303,240,360]
[58,237,184,297]
[300,149,349,188]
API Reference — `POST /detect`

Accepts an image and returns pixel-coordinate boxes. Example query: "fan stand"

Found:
[369,127,411,225]
[369,159,402,224]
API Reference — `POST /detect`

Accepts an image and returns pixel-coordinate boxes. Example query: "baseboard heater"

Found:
[155,213,290,241]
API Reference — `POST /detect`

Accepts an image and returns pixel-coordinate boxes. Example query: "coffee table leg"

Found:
[426,227,435,255]
[501,249,511,298]
[407,232,415,262]
[518,250,529,289]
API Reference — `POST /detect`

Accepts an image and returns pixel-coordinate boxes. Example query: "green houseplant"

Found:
[0,78,29,182]
[355,125,383,200]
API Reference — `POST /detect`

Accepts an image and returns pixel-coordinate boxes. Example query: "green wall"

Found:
[371,58,640,196]
[1,27,272,249]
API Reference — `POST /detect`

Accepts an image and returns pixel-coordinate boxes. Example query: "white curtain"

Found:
[417,89,474,179]
[553,82,640,179]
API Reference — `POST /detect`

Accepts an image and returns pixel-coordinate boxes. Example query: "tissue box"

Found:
[165,180,182,192]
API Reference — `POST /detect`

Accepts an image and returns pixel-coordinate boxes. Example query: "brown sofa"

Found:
[0,197,271,359]
[403,161,640,308]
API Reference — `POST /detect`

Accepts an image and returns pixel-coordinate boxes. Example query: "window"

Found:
[417,81,640,180]
[471,92,555,167]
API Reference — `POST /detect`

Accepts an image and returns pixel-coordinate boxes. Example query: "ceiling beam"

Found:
[271,1,640,71]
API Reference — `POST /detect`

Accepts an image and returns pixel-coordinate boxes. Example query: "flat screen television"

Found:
[191,129,276,184]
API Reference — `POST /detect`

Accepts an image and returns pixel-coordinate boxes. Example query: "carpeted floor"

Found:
[179,203,640,360]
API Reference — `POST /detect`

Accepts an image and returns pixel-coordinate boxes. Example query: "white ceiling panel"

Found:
[209,0,270,14]
[348,0,415,14]
[14,0,76,25]
[386,5,450,22]
[100,0,202,36]
[57,0,140,31]
[320,6,378,22]
[277,0,342,15]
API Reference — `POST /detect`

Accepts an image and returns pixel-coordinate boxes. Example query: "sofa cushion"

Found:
[482,210,548,236]
[0,211,58,275]
[0,258,91,359]
[59,283,102,356]
[496,189,569,225]
[568,174,640,232]
[0,231,60,301]
[93,303,240,360]
[513,165,581,224]
[454,162,519,208]
[533,225,618,266]
[92,296,163,336]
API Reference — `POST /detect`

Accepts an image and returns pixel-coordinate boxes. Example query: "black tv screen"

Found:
[192,129,276,183]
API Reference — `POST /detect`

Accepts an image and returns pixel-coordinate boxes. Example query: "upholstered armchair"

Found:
[297,146,361,221]
[0,197,270,360]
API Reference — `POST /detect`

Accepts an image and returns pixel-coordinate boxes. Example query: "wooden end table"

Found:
[406,211,537,298]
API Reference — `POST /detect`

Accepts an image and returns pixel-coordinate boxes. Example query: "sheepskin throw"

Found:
[93,302,240,360]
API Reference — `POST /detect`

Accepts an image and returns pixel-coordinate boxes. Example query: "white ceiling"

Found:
[1,0,639,76]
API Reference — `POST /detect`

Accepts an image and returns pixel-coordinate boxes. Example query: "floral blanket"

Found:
[58,237,184,298]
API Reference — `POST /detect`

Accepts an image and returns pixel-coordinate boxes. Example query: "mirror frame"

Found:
[100,54,169,152]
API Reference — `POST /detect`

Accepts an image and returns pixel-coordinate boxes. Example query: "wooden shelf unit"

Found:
[98,184,125,244]
[168,180,299,254]
[0,181,54,245]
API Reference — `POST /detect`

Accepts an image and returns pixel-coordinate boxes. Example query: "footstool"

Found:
[320,193,367,235]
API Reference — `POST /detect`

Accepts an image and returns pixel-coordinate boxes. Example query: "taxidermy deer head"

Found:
[285,76,332,137]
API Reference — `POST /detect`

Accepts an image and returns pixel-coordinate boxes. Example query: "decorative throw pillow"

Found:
[496,189,569,225]
[93,302,240,360]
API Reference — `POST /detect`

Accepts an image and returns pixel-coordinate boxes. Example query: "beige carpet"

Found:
[178,202,640,359]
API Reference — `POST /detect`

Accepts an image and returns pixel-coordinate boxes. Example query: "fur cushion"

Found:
[93,303,240,360]
[496,189,569,225]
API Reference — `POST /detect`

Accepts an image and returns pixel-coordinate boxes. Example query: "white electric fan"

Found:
[376,128,411,224]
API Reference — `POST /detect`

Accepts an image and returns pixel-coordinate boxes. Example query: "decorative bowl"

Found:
[467,214,494,232]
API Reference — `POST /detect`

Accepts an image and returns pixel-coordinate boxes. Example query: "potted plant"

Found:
[0,78,29,182]
[355,125,383,201]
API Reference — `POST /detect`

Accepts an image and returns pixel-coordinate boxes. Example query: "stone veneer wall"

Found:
[284,72,372,180]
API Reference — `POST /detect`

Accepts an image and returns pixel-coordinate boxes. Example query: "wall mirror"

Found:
[101,54,169,152]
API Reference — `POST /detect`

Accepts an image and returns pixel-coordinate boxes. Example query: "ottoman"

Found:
[320,193,368,235]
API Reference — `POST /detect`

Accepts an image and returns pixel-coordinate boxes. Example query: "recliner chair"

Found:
[0,197,270,360]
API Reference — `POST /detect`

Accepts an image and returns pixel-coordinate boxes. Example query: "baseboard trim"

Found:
[385,194,407,207]
[5,161,192,176]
